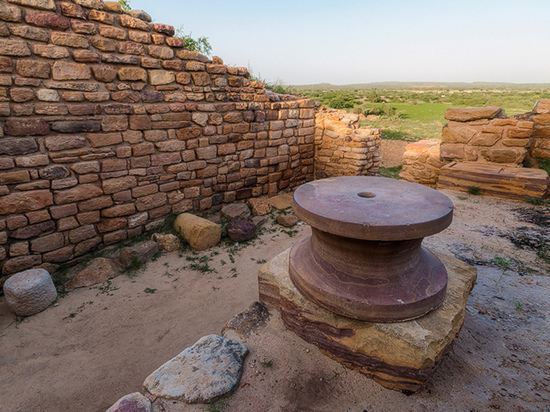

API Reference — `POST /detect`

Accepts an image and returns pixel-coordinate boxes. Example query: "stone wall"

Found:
[0,0,319,275]
[399,140,443,187]
[440,107,533,166]
[314,108,380,178]
[401,101,550,186]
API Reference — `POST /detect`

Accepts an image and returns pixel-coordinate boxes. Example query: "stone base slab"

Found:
[258,248,477,393]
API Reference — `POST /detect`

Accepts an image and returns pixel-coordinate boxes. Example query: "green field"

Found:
[295,84,550,142]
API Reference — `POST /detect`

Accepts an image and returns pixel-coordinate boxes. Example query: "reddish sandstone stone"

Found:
[5,119,49,136]
[97,217,127,233]
[102,176,137,194]
[52,61,91,80]
[0,139,39,156]
[72,49,100,63]
[30,233,64,253]
[50,203,77,219]
[69,225,97,243]
[119,14,149,31]
[101,115,128,132]
[60,2,86,19]
[15,59,51,78]
[101,203,135,217]
[11,220,55,240]
[0,170,30,184]
[135,192,167,212]
[86,132,122,147]
[25,12,70,30]
[2,255,42,275]
[90,37,117,51]
[99,25,127,40]
[118,67,147,82]
[120,41,144,55]
[51,32,89,48]
[26,209,51,224]
[88,9,114,24]
[6,215,28,230]
[0,39,31,56]
[0,3,22,22]
[78,196,112,212]
[54,184,103,204]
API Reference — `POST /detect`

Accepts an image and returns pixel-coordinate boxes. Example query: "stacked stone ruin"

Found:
[0,0,380,278]
[401,101,550,187]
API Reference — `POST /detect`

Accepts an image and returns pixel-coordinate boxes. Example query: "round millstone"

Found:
[289,176,454,322]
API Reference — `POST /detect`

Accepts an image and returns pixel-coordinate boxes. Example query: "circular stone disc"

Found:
[293,176,453,241]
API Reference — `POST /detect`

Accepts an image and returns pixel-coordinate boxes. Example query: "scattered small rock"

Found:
[143,334,248,404]
[119,241,160,270]
[3,268,57,316]
[222,302,270,337]
[221,203,251,220]
[252,215,267,228]
[66,257,119,290]
[247,198,272,216]
[151,233,181,252]
[174,213,222,251]
[276,214,298,227]
[226,219,257,242]
[269,194,293,210]
[106,392,152,412]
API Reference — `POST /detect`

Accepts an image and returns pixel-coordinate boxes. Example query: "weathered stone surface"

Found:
[118,240,160,269]
[174,213,221,251]
[444,107,504,122]
[7,0,56,10]
[0,3,22,22]
[0,190,53,214]
[128,9,152,22]
[106,392,152,412]
[149,70,175,85]
[247,198,272,216]
[258,248,477,393]
[222,301,270,337]
[54,184,103,204]
[25,12,70,31]
[276,214,298,227]
[226,219,256,242]
[251,215,267,228]
[0,39,31,56]
[0,138,38,155]
[5,118,49,136]
[66,257,119,290]
[39,165,70,179]
[143,334,248,403]
[3,268,57,316]
[269,194,293,210]
[221,203,251,220]
[52,61,91,80]
[52,120,101,133]
[151,233,181,252]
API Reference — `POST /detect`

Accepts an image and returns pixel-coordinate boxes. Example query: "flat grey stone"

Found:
[3,268,57,316]
[143,334,248,404]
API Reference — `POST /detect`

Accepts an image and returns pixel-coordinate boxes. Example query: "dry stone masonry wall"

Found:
[401,101,550,186]
[0,0,321,276]
[314,108,380,178]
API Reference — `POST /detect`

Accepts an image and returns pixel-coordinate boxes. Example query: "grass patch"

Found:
[467,186,482,196]
[378,165,402,179]
[202,395,231,412]
[535,157,550,175]
[260,359,274,368]
[144,287,157,294]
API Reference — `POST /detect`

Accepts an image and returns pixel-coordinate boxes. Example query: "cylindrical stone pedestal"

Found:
[289,176,454,322]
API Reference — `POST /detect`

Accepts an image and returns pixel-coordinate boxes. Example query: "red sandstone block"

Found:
[25,12,70,30]
[78,196,113,212]
[97,217,127,233]
[60,2,86,19]
[51,32,89,48]
[50,203,77,219]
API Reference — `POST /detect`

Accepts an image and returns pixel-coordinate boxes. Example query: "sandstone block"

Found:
[149,69,175,85]
[173,213,221,251]
[143,334,248,403]
[66,257,119,290]
[444,106,504,122]
[118,240,160,269]
[0,190,53,214]
[151,233,181,252]
[8,0,56,10]
[276,214,298,227]
[51,32,88,48]
[33,44,69,59]
[0,39,31,56]
[119,14,149,31]
[247,198,272,216]
[5,118,49,136]
[3,268,57,316]
[52,61,91,80]
[226,219,256,242]
[118,67,147,82]
[259,249,477,393]
[54,184,103,204]
[72,0,103,9]
[128,9,152,22]
[0,3,21,22]
[221,203,251,220]
[25,12,70,30]
[151,23,174,36]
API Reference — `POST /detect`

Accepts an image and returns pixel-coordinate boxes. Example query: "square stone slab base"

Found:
[258,248,477,393]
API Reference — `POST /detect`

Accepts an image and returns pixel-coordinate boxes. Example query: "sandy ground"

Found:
[380,140,409,168]
[1,190,550,412]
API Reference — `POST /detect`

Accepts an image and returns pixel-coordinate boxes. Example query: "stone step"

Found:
[437,162,549,200]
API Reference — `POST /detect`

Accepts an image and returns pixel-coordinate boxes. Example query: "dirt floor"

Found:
[1,188,549,412]
[380,140,409,168]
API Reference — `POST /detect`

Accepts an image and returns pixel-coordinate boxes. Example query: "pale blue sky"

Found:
[129,0,549,85]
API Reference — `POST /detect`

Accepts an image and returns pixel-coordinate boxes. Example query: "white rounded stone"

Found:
[3,269,57,316]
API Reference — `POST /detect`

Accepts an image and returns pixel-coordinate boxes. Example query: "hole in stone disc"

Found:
[358,192,376,199]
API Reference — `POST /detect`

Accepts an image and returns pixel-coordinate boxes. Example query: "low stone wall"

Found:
[399,140,443,187]
[314,108,380,178]
[401,101,550,186]
[440,107,533,166]
[0,0,320,276]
